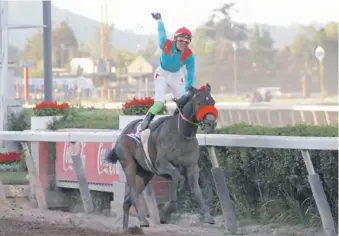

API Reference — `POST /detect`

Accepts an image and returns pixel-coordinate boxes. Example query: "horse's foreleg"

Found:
[158,178,179,223]
[186,165,215,224]
[156,159,183,223]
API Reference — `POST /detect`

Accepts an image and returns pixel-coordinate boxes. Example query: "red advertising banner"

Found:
[55,140,170,202]
[55,142,120,184]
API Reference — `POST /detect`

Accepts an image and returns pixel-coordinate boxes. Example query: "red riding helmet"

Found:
[174,27,192,41]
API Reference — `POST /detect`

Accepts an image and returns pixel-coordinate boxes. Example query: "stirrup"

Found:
[136,125,147,138]
[126,123,142,141]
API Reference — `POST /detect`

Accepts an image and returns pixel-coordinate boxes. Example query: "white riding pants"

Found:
[153,66,186,103]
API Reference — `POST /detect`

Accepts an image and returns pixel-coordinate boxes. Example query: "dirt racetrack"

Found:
[0,199,325,236]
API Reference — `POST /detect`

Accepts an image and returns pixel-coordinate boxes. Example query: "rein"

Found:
[175,86,218,140]
[177,108,200,140]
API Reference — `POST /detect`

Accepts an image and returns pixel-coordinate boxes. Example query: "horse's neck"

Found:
[177,102,198,138]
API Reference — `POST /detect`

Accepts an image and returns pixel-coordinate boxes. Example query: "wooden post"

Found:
[71,142,94,213]
[20,142,48,210]
[301,150,336,236]
[207,146,237,233]
[15,79,20,99]
[23,67,29,102]
[0,177,8,205]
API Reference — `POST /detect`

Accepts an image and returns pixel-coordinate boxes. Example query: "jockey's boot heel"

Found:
[137,112,155,137]
[174,91,192,110]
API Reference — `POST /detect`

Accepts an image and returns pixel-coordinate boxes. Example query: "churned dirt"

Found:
[0,198,325,236]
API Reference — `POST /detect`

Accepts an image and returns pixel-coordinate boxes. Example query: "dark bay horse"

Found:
[105,84,218,230]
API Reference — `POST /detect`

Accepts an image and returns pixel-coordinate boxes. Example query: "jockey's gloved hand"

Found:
[151,12,161,20]
[174,91,192,108]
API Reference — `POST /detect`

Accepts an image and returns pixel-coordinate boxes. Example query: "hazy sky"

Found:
[52,0,337,33]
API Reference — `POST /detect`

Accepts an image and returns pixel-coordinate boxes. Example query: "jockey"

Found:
[136,12,196,137]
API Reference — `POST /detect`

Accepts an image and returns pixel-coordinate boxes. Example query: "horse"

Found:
[105,83,219,230]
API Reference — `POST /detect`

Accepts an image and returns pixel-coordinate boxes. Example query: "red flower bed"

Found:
[33,101,70,116]
[122,97,167,115]
[0,152,22,163]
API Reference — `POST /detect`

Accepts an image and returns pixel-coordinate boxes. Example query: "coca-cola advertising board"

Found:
[56,142,120,184]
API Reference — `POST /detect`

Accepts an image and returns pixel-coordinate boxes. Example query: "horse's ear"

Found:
[206,83,211,92]
[189,86,199,94]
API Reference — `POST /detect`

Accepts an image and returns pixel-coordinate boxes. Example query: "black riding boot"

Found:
[173,91,192,113]
[137,112,155,134]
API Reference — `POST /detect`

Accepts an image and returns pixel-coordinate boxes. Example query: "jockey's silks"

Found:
[156,20,195,91]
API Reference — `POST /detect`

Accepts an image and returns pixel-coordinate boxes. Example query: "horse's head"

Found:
[187,83,218,134]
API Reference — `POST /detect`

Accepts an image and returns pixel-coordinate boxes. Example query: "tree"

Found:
[205,2,248,43]
[109,49,137,74]
[22,31,44,76]
[314,23,338,93]
[289,26,317,56]
[286,23,338,94]
[191,27,217,60]
[22,22,79,76]
[249,24,274,69]
[139,39,157,58]
[23,31,43,62]
[52,21,78,67]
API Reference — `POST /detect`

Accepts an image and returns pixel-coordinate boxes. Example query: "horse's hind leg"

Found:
[121,155,149,229]
[122,171,152,229]
[123,183,132,230]
[186,165,215,224]
[134,167,153,227]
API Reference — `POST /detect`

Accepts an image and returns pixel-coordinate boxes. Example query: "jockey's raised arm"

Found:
[157,19,167,49]
[184,48,195,91]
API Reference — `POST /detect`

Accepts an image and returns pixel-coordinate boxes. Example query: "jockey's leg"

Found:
[173,91,192,113]
[137,102,163,133]
[168,69,191,113]
[137,67,167,136]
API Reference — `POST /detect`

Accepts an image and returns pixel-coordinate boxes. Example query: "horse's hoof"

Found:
[159,209,167,224]
[139,218,150,227]
[125,226,144,235]
[160,220,167,224]
[160,214,168,224]
[201,214,215,224]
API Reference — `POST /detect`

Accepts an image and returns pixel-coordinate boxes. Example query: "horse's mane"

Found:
[172,94,194,116]
[150,97,194,132]
[173,108,180,116]
[149,115,171,131]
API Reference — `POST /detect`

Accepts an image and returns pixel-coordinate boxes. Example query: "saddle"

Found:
[127,116,170,174]
[139,128,156,173]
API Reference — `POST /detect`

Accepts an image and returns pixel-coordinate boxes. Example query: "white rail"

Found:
[0,130,337,150]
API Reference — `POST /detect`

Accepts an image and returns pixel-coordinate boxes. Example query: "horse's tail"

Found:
[105,147,119,164]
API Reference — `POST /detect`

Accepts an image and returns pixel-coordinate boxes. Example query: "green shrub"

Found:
[7,109,31,132]
[48,107,119,130]
[5,110,31,173]
[0,161,26,172]
[176,124,338,228]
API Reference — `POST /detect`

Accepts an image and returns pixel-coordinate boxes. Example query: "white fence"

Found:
[0,130,338,150]
[0,130,337,235]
